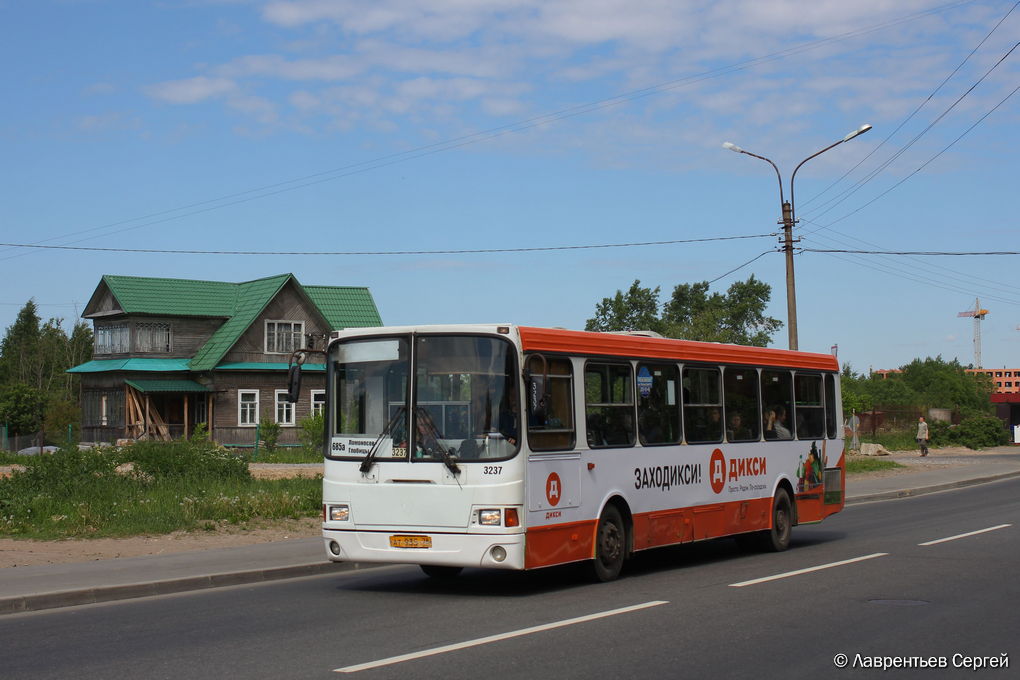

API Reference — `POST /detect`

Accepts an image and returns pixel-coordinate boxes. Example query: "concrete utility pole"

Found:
[724,124,872,351]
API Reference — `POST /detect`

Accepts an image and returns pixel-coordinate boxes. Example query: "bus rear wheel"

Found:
[420,565,463,579]
[736,489,793,552]
[590,504,626,582]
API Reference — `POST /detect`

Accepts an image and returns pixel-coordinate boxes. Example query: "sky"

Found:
[2,0,1018,374]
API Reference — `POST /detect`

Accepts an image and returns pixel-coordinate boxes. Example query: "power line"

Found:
[798,0,1019,212]
[0,0,976,259]
[707,250,775,285]
[0,233,773,257]
[802,40,1019,224]
[802,248,1020,256]
[820,82,1020,230]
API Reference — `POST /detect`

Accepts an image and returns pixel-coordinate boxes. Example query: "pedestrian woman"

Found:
[916,416,929,457]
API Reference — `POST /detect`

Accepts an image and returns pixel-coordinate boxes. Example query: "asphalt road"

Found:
[4,478,1019,680]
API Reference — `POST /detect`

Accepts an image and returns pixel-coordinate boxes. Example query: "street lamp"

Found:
[723,124,872,351]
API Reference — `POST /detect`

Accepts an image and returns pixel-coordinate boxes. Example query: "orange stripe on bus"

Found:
[525,490,845,569]
[518,326,839,371]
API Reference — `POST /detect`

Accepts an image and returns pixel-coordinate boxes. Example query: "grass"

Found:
[247,447,324,463]
[845,457,906,474]
[857,431,920,452]
[0,442,322,540]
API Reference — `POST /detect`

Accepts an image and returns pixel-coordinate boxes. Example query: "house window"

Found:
[266,320,304,354]
[311,390,326,416]
[275,390,295,426]
[135,323,172,353]
[238,390,259,426]
[95,324,129,354]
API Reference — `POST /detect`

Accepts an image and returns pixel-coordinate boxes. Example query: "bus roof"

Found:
[518,326,839,371]
[329,324,839,372]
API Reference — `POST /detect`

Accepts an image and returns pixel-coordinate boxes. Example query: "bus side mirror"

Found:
[287,352,305,403]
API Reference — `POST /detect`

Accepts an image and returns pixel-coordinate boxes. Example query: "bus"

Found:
[290,324,845,581]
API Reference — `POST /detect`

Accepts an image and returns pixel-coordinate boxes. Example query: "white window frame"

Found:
[265,320,304,355]
[238,390,260,427]
[311,389,326,416]
[275,390,295,426]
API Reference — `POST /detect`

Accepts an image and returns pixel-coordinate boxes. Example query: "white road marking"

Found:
[919,523,1012,546]
[333,600,669,673]
[729,553,889,587]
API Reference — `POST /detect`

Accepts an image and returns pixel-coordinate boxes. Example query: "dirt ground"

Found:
[0,449,1008,568]
[0,464,323,568]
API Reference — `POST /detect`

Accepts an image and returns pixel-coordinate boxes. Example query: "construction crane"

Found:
[957,298,989,368]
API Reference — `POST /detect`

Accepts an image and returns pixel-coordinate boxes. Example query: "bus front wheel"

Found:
[591,504,626,582]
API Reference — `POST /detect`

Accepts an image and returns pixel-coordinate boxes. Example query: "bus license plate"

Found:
[389,535,432,549]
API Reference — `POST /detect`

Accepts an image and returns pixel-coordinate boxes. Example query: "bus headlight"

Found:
[329,504,351,522]
[490,545,507,562]
[478,509,501,526]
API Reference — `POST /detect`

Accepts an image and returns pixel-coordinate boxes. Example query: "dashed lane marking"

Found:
[333,600,669,673]
[919,523,1012,546]
[728,553,889,587]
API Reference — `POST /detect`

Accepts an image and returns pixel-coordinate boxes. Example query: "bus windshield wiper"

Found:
[360,406,406,474]
[414,406,461,477]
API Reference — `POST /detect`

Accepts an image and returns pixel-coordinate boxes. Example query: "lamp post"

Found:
[723,124,872,351]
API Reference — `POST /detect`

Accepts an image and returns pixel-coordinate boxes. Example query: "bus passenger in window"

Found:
[727,412,751,441]
[765,405,792,440]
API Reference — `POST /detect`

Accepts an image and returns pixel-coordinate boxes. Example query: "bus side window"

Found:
[527,356,575,451]
[761,369,794,440]
[723,367,760,442]
[824,373,838,439]
[637,363,681,446]
[584,362,635,448]
[795,373,825,440]
[683,366,722,444]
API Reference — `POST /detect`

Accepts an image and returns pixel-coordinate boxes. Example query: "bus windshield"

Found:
[330,334,519,462]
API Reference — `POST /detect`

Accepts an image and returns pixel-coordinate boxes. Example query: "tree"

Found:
[585,276,782,347]
[0,300,42,386]
[0,383,46,436]
[585,280,664,334]
[0,301,95,443]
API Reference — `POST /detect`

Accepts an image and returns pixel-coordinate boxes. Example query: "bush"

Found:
[126,440,250,481]
[4,443,119,496]
[298,411,324,454]
[929,416,1007,450]
[954,416,1009,449]
[258,420,281,453]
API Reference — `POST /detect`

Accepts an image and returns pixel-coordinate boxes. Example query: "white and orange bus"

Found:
[302,324,844,581]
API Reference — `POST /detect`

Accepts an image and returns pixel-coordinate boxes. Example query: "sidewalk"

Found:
[3,446,1019,615]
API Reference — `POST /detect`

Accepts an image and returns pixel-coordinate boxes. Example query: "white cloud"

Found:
[217,54,363,81]
[145,76,237,104]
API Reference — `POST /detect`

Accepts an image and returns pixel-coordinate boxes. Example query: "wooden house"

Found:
[68,274,381,446]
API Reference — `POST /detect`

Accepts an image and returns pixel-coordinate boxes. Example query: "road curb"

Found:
[0,560,369,616]
[846,469,1020,505]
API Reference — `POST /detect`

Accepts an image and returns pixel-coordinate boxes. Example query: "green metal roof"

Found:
[125,379,210,393]
[82,274,380,373]
[101,275,238,317]
[68,358,192,373]
[304,286,382,328]
[189,274,292,371]
[216,362,325,371]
